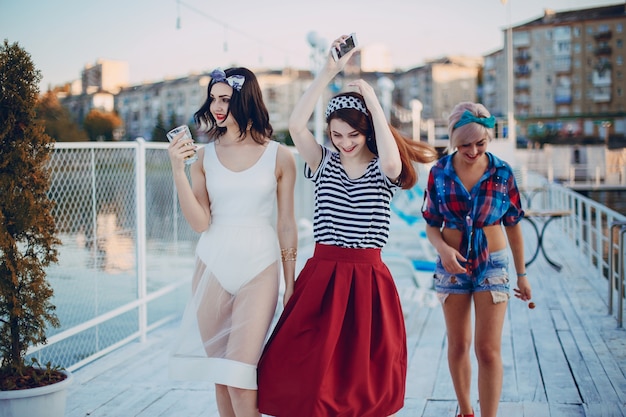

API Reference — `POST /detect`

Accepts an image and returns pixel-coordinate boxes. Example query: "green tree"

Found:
[167,112,179,132]
[151,112,168,142]
[0,39,63,389]
[36,91,88,142]
[274,129,293,146]
[83,109,122,141]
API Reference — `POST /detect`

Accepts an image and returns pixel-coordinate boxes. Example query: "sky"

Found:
[1,0,614,91]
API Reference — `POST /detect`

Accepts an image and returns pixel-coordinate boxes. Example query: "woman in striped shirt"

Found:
[258,35,437,417]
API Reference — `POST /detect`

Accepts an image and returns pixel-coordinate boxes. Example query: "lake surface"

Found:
[576,189,626,215]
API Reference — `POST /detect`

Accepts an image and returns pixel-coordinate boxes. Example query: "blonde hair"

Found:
[447,102,494,151]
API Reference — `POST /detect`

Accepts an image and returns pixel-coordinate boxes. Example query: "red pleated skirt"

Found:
[258,244,407,417]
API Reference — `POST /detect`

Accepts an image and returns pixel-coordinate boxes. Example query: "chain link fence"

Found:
[26,141,198,371]
[25,140,315,372]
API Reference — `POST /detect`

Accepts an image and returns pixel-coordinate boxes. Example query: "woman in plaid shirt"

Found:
[422,102,532,417]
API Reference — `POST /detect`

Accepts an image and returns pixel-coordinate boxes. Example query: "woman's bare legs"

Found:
[473,292,507,417]
[195,261,278,416]
[442,293,474,415]
[216,384,236,417]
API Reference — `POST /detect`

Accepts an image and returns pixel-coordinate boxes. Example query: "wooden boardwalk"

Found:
[65,222,626,417]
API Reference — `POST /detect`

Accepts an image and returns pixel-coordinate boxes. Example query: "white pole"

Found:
[411,99,423,142]
[314,94,324,145]
[506,1,516,145]
[427,119,435,146]
[548,165,554,183]
[135,138,147,343]
[378,77,395,121]
[308,31,326,145]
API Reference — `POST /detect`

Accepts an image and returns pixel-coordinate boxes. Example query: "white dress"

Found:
[169,140,281,389]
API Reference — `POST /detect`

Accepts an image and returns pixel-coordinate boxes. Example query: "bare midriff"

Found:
[442,224,507,254]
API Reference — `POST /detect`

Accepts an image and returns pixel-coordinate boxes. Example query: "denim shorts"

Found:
[433,249,510,304]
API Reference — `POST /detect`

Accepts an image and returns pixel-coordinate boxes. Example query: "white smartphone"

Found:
[331,33,358,61]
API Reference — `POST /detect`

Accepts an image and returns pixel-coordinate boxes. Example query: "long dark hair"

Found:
[326,92,437,189]
[194,67,273,144]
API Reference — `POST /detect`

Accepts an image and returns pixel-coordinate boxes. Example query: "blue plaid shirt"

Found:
[422,152,524,280]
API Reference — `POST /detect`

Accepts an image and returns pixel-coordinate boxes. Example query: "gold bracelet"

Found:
[281,248,297,262]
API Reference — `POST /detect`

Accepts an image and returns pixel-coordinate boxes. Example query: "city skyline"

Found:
[1,0,613,91]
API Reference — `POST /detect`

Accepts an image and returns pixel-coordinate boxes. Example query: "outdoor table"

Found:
[523,209,572,271]
[519,186,548,209]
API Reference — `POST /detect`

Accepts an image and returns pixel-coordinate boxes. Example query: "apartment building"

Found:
[59,60,129,127]
[58,50,486,143]
[392,56,482,139]
[115,74,207,141]
[82,60,129,95]
[483,49,507,118]
[485,3,626,143]
[113,68,311,142]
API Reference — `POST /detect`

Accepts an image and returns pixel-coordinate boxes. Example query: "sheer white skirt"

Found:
[169,220,280,389]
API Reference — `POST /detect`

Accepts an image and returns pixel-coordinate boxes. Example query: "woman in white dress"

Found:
[167,67,297,417]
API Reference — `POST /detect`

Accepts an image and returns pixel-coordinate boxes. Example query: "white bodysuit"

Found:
[169,140,281,390]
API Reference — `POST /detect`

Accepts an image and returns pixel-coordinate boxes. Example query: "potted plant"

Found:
[0,39,72,417]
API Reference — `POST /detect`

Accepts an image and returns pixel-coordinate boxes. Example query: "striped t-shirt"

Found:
[305,146,399,249]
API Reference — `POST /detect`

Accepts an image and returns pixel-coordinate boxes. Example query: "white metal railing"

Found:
[516,168,626,326]
[26,142,626,372]
[26,140,314,372]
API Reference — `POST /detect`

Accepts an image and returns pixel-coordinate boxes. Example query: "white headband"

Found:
[325,95,368,119]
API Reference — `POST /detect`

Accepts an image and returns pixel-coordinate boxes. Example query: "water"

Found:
[30,233,195,369]
[576,190,626,215]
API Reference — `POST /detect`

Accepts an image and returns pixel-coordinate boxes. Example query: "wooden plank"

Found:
[63,223,626,416]
[66,382,130,417]
[497,401,525,417]
[529,303,582,404]
[536,222,626,415]
[557,329,602,403]
[430,334,461,402]
[549,246,626,407]
[84,386,171,417]
[548,402,586,417]
[397,398,426,417]
[563,295,626,407]
[508,295,546,402]
[421,400,459,417]
[405,306,447,400]
[516,401,551,417]
[501,306,518,402]
[582,403,626,417]
[143,389,218,417]
[555,285,623,407]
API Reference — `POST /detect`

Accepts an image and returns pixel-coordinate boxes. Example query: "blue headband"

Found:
[210,68,245,91]
[453,110,496,130]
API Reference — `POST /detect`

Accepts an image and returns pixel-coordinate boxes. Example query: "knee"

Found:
[447,338,472,359]
[475,344,501,366]
[227,386,256,403]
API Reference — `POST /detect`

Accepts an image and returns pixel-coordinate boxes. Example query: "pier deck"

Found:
[65,222,626,417]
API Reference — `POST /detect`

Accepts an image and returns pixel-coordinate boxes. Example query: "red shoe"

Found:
[457,414,474,417]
